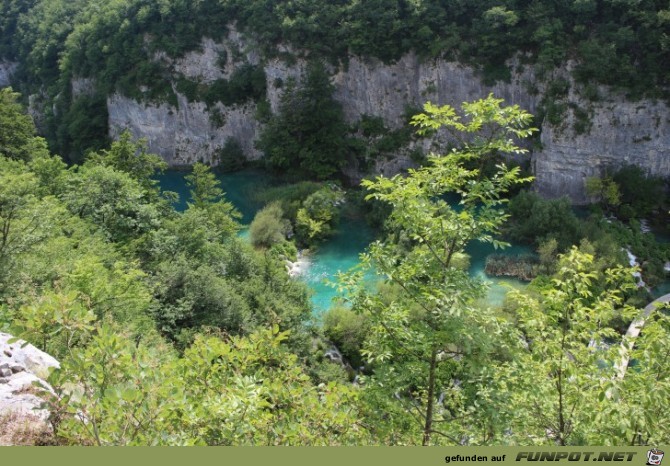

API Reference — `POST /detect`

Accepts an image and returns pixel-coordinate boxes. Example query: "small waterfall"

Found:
[639,219,652,234]
[285,250,311,278]
[625,248,648,289]
[323,346,344,365]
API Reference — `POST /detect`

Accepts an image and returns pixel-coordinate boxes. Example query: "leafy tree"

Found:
[295,187,343,245]
[537,237,558,274]
[483,248,670,445]
[0,88,40,161]
[322,305,369,369]
[185,162,224,208]
[585,175,621,212]
[88,130,167,190]
[63,163,163,244]
[151,259,252,346]
[45,326,369,445]
[340,95,536,445]
[44,324,174,446]
[612,310,670,445]
[0,158,67,288]
[166,328,367,445]
[612,165,666,221]
[183,162,241,238]
[257,62,349,179]
[53,93,110,163]
[252,181,323,221]
[507,191,581,250]
[249,202,289,249]
[10,290,96,358]
[146,206,229,266]
[216,137,245,172]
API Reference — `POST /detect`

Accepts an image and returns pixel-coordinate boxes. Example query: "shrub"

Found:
[507,191,581,249]
[249,202,289,249]
[217,138,245,172]
[322,305,369,369]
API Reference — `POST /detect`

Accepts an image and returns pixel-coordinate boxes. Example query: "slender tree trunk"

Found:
[422,347,438,446]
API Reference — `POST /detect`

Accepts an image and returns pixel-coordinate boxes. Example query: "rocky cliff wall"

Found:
[102,34,670,203]
[108,93,262,165]
[535,97,670,203]
[0,61,17,88]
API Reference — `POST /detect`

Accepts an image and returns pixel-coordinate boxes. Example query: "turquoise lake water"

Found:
[158,169,529,312]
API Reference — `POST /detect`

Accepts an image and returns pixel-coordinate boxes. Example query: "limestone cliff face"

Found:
[332,54,539,128]
[108,93,262,165]
[331,54,540,180]
[535,97,670,203]
[104,34,669,202]
[106,37,540,174]
[0,61,16,88]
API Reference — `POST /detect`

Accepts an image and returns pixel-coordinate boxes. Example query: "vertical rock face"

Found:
[332,54,539,129]
[0,61,17,87]
[534,98,670,203]
[331,54,539,181]
[108,30,276,165]
[104,32,670,202]
[108,93,262,165]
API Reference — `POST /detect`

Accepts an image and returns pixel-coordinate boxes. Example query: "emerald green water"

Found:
[301,216,376,313]
[159,169,277,224]
[158,169,529,312]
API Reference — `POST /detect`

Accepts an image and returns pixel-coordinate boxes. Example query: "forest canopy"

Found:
[2,0,669,161]
[2,0,669,100]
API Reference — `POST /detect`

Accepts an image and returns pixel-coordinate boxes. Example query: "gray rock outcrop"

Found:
[0,333,59,445]
[0,61,17,88]
[108,93,262,165]
[535,97,670,203]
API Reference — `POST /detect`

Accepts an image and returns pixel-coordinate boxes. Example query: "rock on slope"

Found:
[0,332,59,445]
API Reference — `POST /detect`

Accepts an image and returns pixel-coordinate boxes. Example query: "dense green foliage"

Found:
[216,138,246,172]
[3,0,669,161]
[585,166,669,221]
[249,202,290,249]
[44,327,367,445]
[251,181,345,247]
[507,191,582,249]
[257,62,350,179]
[4,0,669,94]
[506,189,670,288]
[612,165,668,222]
[0,94,362,444]
[295,186,345,245]
[490,249,670,445]
[0,88,39,161]
[2,91,670,446]
[339,95,538,445]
